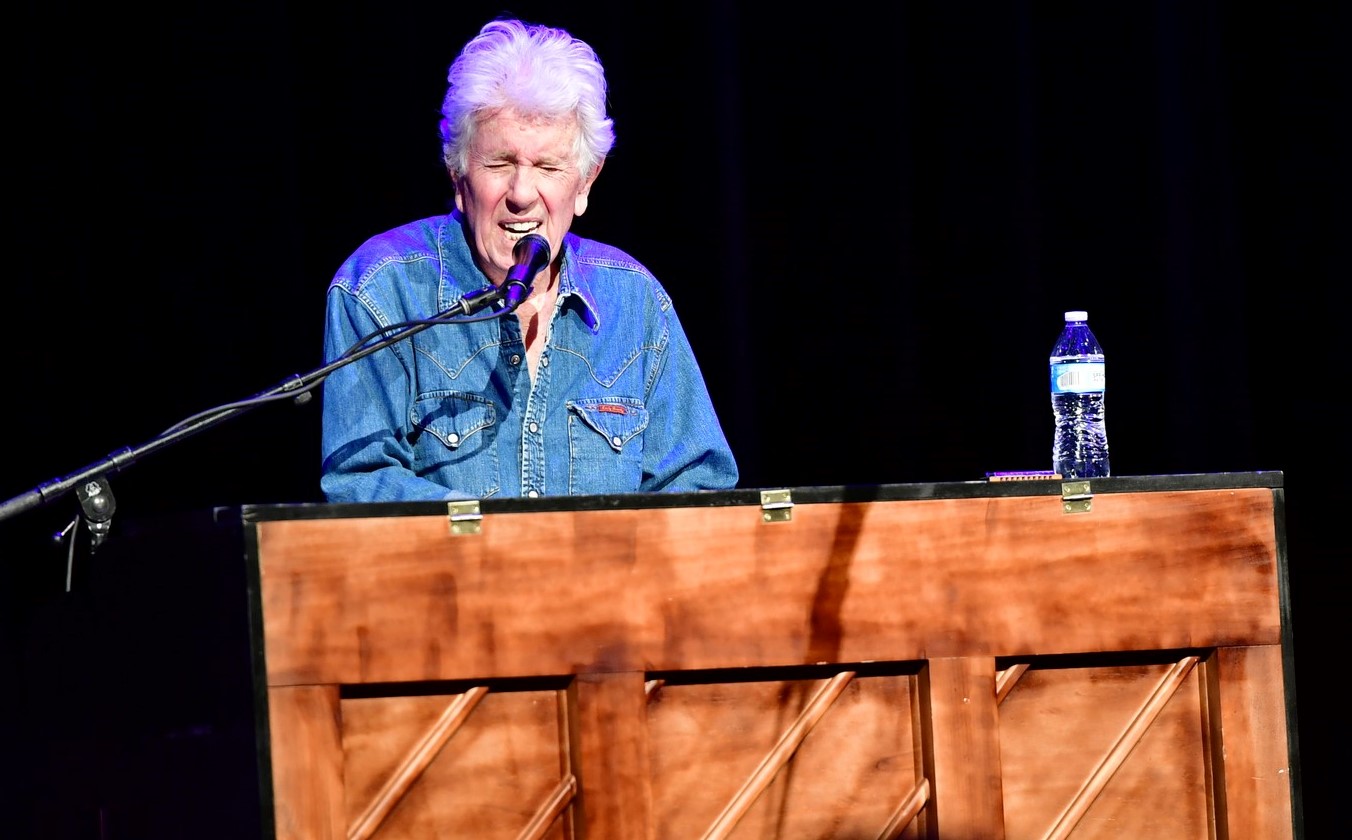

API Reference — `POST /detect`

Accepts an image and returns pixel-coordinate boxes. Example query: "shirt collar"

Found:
[557,234,601,332]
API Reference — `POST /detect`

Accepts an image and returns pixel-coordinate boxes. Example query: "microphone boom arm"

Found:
[0,292,506,525]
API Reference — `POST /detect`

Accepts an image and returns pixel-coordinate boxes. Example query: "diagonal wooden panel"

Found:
[646,672,921,839]
[339,690,570,839]
[998,659,1211,839]
[346,686,486,839]
[703,672,856,839]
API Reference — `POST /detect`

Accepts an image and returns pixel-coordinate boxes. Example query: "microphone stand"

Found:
[0,286,515,540]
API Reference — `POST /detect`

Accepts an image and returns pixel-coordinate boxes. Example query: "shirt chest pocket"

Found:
[410,392,500,497]
[567,397,649,493]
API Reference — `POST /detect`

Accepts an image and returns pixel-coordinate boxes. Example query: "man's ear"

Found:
[450,172,465,214]
[574,158,605,216]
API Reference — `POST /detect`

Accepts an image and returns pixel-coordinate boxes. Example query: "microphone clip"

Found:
[454,284,508,317]
[75,475,117,552]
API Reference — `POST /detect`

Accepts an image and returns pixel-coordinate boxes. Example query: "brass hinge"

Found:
[1061,480,1093,514]
[760,489,793,523]
[448,499,483,535]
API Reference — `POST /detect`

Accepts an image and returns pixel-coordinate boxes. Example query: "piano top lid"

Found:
[239,470,1284,524]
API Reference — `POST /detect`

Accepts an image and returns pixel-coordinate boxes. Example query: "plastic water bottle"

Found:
[1050,310,1110,478]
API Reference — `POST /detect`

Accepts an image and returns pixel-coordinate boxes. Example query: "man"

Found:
[320,18,738,502]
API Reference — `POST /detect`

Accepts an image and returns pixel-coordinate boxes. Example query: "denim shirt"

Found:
[320,213,739,502]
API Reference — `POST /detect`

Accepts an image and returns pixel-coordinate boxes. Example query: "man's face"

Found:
[452,109,601,286]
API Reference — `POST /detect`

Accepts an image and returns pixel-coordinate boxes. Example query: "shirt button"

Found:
[541,357,549,367]
[527,489,539,498]
[528,422,539,434]
[447,433,460,445]
[510,354,522,365]
[611,436,622,447]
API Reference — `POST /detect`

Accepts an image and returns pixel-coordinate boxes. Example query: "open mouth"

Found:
[502,222,541,240]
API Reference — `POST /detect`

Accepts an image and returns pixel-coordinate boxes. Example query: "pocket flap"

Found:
[568,398,649,452]
[412,393,496,449]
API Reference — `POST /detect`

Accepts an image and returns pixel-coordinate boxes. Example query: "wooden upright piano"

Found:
[243,472,1300,839]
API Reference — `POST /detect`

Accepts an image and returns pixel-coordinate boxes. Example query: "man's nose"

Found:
[507,166,539,205]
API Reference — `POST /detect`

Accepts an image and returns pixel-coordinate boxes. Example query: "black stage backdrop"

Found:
[4,2,1346,837]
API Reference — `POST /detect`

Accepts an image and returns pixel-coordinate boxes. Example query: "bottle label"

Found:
[1050,361,1106,394]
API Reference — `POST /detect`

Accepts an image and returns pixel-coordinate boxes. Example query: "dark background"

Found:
[4,1,1346,837]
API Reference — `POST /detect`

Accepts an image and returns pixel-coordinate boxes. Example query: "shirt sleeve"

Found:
[637,297,740,493]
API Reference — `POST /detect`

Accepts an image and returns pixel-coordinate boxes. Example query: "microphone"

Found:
[501,234,551,312]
